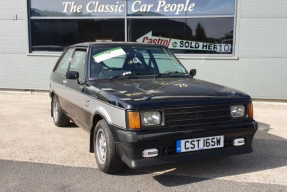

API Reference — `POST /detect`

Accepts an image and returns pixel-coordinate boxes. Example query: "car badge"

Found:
[196,113,203,119]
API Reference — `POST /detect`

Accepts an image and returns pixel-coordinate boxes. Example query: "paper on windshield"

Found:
[93,47,126,63]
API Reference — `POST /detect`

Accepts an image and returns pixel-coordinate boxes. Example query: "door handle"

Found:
[63,79,67,85]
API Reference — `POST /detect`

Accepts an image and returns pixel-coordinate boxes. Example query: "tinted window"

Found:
[55,49,74,75]
[128,18,234,54]
[69,50,87,81]
[31,0,125,17]
[29,0,236,56]
[30,0,235,17]
[31,19,125,51]
[128,0,235,16]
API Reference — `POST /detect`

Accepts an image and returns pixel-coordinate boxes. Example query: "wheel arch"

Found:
[90,112,105,153]
[90,111,123,153]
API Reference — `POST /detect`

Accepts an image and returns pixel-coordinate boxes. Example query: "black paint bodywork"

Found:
[50,43,258,169]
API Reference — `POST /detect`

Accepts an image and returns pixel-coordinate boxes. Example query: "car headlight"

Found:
[230,105,245,118]
[141,112,161,126]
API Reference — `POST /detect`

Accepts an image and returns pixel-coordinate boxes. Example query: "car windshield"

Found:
[90,46,188,79]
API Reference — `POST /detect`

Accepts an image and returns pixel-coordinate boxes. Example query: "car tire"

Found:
[94,119,123,173]
[52,95,70,127]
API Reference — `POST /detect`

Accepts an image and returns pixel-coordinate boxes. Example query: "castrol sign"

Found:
[136,31,232,53]
[140,32,171,47]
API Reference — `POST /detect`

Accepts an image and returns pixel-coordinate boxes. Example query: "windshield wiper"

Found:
[110,72,153,81]
[154,71,187,78]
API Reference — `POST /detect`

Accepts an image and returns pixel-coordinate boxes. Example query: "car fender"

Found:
[91,107,113,127]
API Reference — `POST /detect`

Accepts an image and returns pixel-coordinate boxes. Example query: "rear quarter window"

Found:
[54,49,74,75]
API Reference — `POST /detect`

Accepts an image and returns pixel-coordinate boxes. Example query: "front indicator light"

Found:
[248,103,253,119]
[230,105,245,118]
[128,112,141,129]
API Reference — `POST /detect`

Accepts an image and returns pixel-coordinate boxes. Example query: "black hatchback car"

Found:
[50,43,258,173]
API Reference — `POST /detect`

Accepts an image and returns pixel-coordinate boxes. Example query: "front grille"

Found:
[164,104,231,128]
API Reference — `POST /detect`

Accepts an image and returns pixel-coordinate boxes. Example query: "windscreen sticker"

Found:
[93,47,126,63]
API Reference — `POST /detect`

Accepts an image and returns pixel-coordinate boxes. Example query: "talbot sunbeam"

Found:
[50,43,257,173]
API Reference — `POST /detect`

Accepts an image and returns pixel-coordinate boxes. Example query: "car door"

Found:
[50,48,74,112]
[64,48,89,128]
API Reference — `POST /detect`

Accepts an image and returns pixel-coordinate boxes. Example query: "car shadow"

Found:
[62,122,79,129]
[117,122,287,187]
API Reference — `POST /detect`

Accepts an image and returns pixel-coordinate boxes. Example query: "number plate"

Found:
[176,136,224,153]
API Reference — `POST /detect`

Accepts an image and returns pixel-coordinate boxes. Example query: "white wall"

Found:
[0,0,286,99]
[182,0,287,100]
[0,0,58,90]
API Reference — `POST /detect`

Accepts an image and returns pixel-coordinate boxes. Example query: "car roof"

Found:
[67,42,166,49]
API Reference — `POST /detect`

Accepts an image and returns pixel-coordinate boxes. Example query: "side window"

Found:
[54,49,74,75]
[69,49,87,81]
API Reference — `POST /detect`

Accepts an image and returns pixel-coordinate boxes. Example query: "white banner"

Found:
[93,47,126,63]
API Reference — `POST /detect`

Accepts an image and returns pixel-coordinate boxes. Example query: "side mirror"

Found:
[190,69,197,77]
[66,71,79,80]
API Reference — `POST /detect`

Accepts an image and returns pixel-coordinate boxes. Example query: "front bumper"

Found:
[116,121,258,169]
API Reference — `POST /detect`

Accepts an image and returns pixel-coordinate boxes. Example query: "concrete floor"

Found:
[0,93,287,191]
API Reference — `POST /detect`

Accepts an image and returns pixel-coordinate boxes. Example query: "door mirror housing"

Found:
[190,69,197,77]
[66,71,79,80]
